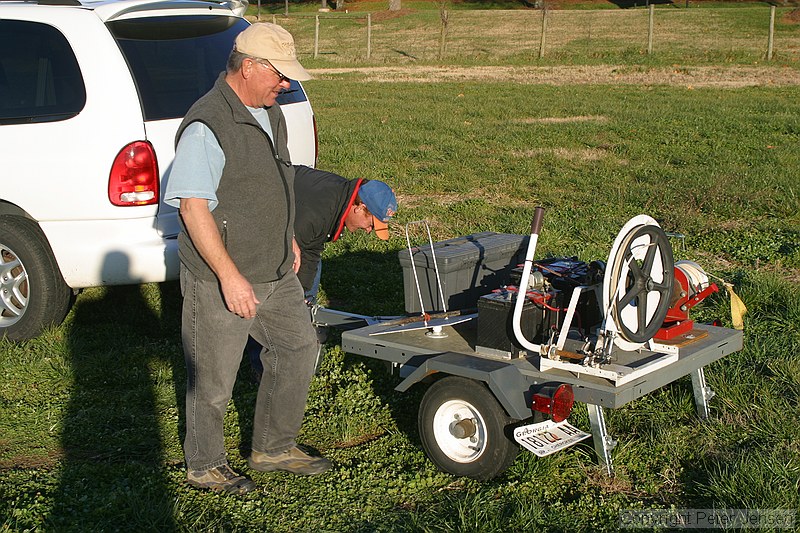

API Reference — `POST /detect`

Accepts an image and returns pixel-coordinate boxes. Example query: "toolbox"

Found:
[397,232,528,314]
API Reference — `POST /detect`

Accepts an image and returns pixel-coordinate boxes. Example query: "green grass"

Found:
[3,8,800,533]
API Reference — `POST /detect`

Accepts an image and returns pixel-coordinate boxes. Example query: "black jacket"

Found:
[293,166,363,290]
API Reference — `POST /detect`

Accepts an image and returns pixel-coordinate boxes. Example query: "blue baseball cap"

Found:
[358,180,397,240]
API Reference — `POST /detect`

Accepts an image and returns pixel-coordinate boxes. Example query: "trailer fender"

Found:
[395,352,547,421]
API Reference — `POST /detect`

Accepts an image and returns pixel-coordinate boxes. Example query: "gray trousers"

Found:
[180,265,318,472]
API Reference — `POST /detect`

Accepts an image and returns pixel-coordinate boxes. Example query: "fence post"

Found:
[439,8,449,60]
[314,15,320,59]
[284,0,288,16]
[647,4,654,55]
[272,14,276,24]
[767,5,776,61]
[367,13,372,59]
[538,8,547,59]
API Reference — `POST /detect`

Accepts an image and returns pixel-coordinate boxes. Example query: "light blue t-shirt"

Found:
[164,106,274,211]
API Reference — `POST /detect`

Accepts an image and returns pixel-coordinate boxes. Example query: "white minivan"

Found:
[0,0,317,340]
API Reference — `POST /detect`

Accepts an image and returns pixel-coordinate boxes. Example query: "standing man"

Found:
[247,170,397,380]
[165,23,330,495]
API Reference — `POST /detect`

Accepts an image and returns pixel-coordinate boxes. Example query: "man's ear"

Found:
[241,58,256,79]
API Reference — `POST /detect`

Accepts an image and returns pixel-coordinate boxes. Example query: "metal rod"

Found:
[404,220,448,322]
[512,207,545,356]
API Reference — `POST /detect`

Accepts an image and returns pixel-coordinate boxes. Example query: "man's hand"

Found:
[292,237,302,273]
[220,271,260,319]
[180,197,260,318]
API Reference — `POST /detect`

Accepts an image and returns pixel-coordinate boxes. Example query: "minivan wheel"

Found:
[0,216,72,341]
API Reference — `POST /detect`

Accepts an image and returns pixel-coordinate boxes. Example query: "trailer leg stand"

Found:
[587,403,616,476]
[691,367,715,421]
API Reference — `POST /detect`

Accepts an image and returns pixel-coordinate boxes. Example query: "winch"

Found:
[656,260,720,340]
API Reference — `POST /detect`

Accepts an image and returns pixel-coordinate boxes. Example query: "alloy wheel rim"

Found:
[0,243,29,326]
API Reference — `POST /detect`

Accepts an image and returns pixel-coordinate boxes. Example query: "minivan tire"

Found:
[0,216,72,341]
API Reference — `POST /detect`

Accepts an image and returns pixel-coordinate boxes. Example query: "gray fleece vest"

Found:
[175,73,296,283]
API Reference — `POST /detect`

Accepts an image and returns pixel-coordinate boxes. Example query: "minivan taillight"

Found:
[109,141,159,206]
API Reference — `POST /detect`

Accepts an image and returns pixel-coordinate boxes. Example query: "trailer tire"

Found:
[418,376,518,480]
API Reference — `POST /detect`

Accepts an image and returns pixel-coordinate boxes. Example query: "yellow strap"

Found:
[724,282,747,330]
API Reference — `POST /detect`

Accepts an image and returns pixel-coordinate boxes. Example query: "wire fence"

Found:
[253,6,800,64]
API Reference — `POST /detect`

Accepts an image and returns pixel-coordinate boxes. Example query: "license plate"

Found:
[513,420,591,457]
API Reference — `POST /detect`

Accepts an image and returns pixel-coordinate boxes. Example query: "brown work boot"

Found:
[248,446,331,475]
[187,464,256,494]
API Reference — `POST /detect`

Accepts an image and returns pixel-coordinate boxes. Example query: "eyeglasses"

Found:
[253,60,289,83]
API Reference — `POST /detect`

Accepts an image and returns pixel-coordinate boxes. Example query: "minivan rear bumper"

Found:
[40,218,179,288]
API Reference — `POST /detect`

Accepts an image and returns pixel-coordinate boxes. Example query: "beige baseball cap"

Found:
[235,23,312,81]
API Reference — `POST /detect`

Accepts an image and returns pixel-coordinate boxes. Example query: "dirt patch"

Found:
[513,146,617,162]
[513,115,610,124]
[309,65,800,87]
[0,449,63,471]
[368,7,417,21]
[395,193,463,208]
[784,8,800,23]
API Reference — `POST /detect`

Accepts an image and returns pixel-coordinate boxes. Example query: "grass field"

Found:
[2,5,800,533]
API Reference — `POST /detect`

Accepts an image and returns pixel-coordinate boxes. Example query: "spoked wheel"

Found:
[603,215,674,351]
[418,376,518,480]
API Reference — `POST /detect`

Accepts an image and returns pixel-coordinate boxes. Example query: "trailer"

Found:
[313,210,744,480]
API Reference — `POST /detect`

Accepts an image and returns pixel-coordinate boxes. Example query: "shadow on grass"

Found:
[49,252,183,530]
[317,246,427,446]
[321,246,406,316]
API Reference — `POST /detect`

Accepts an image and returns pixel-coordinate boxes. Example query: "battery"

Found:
[476,290,559,358]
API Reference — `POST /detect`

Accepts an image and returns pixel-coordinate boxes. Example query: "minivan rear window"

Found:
[0,20,86,124]
[110,16,307,121]
[110,16,246,121]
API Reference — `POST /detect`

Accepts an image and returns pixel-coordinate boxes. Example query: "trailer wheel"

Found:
[418,376,518,480]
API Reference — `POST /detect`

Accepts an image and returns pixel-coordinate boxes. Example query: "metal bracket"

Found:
[690,367,715,420]
[586,403,616,476]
